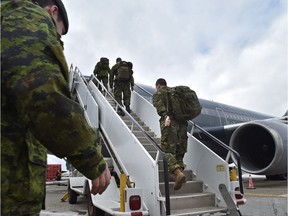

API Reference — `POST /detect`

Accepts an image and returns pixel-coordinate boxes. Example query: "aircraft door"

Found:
[216,108,228,126]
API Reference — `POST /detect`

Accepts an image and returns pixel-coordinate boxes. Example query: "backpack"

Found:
[167,86,202,121]
[116,61,130,81]
[100,57,109,69]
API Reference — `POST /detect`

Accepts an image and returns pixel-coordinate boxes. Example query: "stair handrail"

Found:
[134,83,244,194]
[189,122,244,194]
[134,83,154,99]
[86,74,172,215]
[71,69,130,176]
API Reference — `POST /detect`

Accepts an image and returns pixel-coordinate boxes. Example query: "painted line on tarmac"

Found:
[245,192,288,198]
[40,210,87,215]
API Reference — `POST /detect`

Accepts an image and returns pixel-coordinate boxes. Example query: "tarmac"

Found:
[41,176,287,216]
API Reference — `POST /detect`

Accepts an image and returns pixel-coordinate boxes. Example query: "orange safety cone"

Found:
[247,175,256,189]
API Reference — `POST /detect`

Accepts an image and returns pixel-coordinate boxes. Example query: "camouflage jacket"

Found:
[93,62,111,77]
[152,86,171,120]
[1,1,105,214]
[109,63,134,87]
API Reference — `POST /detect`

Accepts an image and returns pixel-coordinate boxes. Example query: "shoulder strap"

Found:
[165,87,172,116]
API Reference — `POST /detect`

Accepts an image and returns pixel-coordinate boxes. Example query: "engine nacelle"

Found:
[230,119,287,176]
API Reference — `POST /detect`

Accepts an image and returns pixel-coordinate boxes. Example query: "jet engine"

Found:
[230,119,287,180]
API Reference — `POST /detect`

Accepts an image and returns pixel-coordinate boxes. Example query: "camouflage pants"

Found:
[160,118,188,173]
[97,75,108,92]
[1,129,47,215]
[114,81,131,107]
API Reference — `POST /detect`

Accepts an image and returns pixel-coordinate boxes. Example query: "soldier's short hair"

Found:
[156,78,167,87]
[116,57,122,63]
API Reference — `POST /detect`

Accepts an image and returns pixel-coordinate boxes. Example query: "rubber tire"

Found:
[68,182,78,204]
[86,186,105,216]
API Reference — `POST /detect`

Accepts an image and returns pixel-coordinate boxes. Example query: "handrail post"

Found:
[234,152,244,194]
[189,121,244,195]
[162,155,171,215]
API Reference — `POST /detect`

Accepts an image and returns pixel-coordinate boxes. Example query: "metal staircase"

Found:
[69,67,243,216]
[119,109,230,215]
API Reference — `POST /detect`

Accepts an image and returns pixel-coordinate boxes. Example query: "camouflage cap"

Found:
[54,0,69,35]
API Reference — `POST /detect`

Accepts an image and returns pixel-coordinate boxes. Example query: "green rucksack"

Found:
[168,86,202,121]
[116,61,130,81]
[100,57,109,69]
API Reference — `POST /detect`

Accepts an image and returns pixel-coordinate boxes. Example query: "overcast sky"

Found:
[62,0,287,117]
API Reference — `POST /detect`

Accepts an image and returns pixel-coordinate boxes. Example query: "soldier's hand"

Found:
[91,164,111,195]
[165,116,171,126]
[131,86,134,91]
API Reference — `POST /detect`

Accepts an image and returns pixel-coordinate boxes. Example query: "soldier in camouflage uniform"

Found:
[1,0,111,215]
[110,58,134,115]
[93,57,111,92]
[152,78,187,190]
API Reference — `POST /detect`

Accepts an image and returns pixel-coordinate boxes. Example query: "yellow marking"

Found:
[120,173,126,212]
[230,168,237,181]
[216,164,226,172]
[245,193,288,198]
[60,192,69,202]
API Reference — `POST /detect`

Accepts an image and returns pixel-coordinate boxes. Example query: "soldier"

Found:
[93,57,111,92]
[110,57,122,92]
[152,78,188,190]
[1,0,111,215]
[110,58,134,115]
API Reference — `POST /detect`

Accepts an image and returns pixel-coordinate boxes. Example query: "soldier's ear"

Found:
[49,5,59,19]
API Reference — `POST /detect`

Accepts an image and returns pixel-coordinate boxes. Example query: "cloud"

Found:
[62,0,287,116]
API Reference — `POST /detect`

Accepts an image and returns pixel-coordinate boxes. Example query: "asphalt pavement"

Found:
[41,176,287,216]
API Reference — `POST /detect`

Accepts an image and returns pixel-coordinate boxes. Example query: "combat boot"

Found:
[117,108,125,116]
[126,106,131,113]
[173,168,186,190]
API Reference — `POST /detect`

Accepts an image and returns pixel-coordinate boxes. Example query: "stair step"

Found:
[169,193,216,210]
[137,137,160,145]
[124,120,147,128]
[148,151,158,159]
[130,125,151,132]
[122,115,141,121]
[159,170,194,182]
[159,181,203,195]
[152,137,161,144]
[170,206,228,216]
[142,143,157,151]
[133,130,155,137]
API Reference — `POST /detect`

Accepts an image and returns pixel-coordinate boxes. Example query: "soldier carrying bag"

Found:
[167,86,202,121]
[116,61,130,81]
[99,57,109,69]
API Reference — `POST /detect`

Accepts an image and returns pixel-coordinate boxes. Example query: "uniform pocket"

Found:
[26,131,47,203]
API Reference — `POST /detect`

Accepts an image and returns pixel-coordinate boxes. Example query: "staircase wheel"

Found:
[86,185,105,216]
[68,181,78,204]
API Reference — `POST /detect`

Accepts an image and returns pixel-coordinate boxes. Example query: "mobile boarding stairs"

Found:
[67,66,245,216]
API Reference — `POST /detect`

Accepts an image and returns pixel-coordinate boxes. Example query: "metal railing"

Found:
[189,122,244,194]
[134,83,244,194]
[81,73,172,215]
